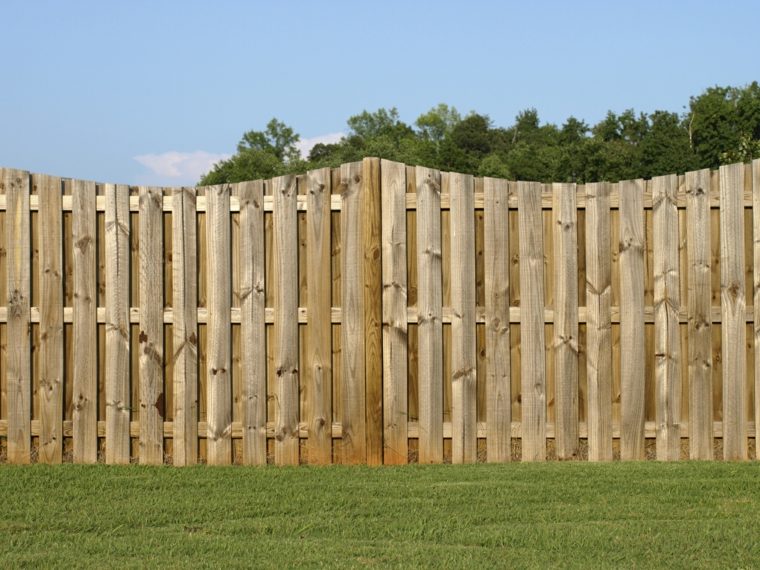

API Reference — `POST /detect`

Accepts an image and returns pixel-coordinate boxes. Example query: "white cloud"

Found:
[134,150,230,185]
[295,132,344,158]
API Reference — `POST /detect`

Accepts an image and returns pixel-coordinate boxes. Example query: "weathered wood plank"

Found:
[518,181,546,461]
[305,169,332,464]
[138,186,164,464]
[4,169,31,464]
[237,180,266,465]
[416,166,443,464]
[720,163,747,460]
[362,158,383,465]
[449,172,477,463]
[552,182,579,460]
[172,187,198,466]
[754,159,760,452]
[273,175,299,465]
[484,178,511,462]
[206,184,232,465]
[381,160,408,464]
[36,174,64,463]
[586,182,613,462]
[653,174,681,461]
[686,169,713,460]
[72,179,98,463]
[619,179,646,460]
[340,162,367,464]
[105,183,131,464]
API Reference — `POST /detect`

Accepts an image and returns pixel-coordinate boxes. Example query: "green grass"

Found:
[1,462,759,568]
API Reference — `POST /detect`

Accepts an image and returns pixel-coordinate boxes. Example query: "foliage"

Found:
[200,83,760,185]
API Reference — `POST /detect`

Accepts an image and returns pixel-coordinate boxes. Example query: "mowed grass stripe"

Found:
[1,463,759,568]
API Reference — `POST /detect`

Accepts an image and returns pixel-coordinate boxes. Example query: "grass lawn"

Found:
[1,462,759,568]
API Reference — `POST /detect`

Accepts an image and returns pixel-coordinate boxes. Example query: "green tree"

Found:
[688,82,760,167]
[200,118,303,185]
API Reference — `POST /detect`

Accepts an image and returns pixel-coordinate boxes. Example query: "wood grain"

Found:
[552,182,579,459]
[619,179,645,460]
[653,175,681,461]
[138,186,164,464]
[273,175,299,465]
[339,162,367,464]
[518,181,546,461]
[362,158,383,465]
[305,170,332,464]
[105,183,131,464]
[4,169,31,464]
[72,179,98,463]
[720,163,747,460]
[416,166,443,464]
[236,180,267,465]
[172,187,198,465]
[685,169,713,459]
[449,172,477,463]
[381,160,408,464]
[36,174,64,463]
[585,182,612,462]
[206,184,232,465]
[484,177,511,462]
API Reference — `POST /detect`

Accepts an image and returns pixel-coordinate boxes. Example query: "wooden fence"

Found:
[0,158,758,465]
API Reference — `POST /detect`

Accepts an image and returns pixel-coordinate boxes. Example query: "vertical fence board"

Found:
[586,182,612,462]
[72,179,97,463]
[416,166,443,463]
[720,163,747,460]
[363,158,383,465]
[518,181,546,462]
[484,178,511,462]
[381,160,408,464]
[552,182,578,459]
[273,175,299,465]
[340,163,367,464]
[619,179,645,460]
[4,169,31,464]
[37,175,63,463]
[754,159,760,451]
[105,184,130,464]
[653,175,681,461]
[686,169,713,460]
[138,187,164,464]
[237,180,267,465]
[450,172,477,463]
[172,187,198,466]
[206,184,232,465]
[304,170,332,464]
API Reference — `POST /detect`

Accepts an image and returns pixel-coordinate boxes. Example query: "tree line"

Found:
[199,82,760,186]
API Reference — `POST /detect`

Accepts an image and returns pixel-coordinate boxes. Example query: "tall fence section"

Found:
[0,158,758,465]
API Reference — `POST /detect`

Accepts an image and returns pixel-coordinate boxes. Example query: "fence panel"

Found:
[0,160,758,465]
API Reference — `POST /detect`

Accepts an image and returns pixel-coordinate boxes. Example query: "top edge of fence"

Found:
[2,157,760,193]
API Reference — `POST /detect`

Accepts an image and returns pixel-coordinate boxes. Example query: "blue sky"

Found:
[1,0,758,186]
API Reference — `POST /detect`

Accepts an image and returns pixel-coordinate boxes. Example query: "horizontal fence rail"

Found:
[0,159,758,465]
